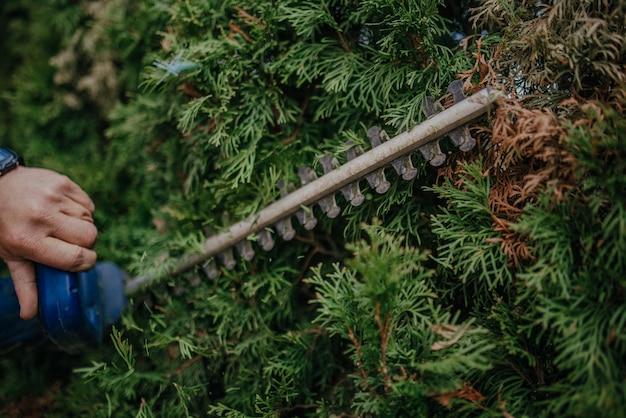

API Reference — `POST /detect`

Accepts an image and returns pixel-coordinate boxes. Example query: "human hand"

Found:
[0,166,98,319]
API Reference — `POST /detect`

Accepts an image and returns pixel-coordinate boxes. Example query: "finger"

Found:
[59,178,95,213]
[48,215,98,249]
[60,199,96,223]
[31,237,97,272]
[6,260,38,320]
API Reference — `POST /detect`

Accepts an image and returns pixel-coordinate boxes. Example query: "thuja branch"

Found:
[375,300,393,393]
[337,31,351,53]
[283,91,311,145]
[347,328,377,396]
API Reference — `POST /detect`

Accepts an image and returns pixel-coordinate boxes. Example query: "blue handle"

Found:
[36,265,101,352]
[0,276,43,350]
[0,262,127,353]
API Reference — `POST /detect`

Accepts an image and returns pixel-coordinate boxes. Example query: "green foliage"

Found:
[307,223,494,416]
[509,103,626,416]
[1,0,625,417]
[71,327,204,417]
[428,159,514,304]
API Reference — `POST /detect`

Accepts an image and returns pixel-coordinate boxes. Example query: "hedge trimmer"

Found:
[0,82,498,353]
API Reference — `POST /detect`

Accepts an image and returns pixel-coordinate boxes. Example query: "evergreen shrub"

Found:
[0,0,624,417]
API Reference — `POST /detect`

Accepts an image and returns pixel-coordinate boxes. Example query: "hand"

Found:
[0,166,98,319]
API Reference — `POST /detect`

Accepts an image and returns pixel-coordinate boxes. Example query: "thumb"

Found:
[7,260,38,320]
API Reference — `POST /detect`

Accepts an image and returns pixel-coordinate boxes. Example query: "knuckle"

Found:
[34,203,54,222]
[26,195,57,224]
[51,173,71,189]
[68,246,85,268]
[69,242,97,271]
[85,223,99,247]
[38,175,68,204]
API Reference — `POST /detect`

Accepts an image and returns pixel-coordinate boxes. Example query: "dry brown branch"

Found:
[438,93,583,267]
[374,301,393,393]
[166,354,203,378]
[488,98,577,265]
[430,324,469,351]
[235,6,265,27]
[228,20,255,44]
[428,381,486,408]
[283,91,311,144]
[337,31,351,53]
[347,328,377,396]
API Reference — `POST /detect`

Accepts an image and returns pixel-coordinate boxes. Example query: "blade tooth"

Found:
[447,80,466,103]
[277,179,291,198]
[319,153,338,174]
[425,96,444,116]
[220,212,249,263]
[316,157,342,217]
[201,226,222,278]
[370,126,418,180]
[399,156,418,180]
[257,229,275,251]
[214,216,237,269]
[296,206,317,229]
[457,126,476,152]
[448,128,464,147]
[447,81,477,152]
[419,141,447,167]
[319,194,340,218]
[275,216,296,240]
[366,170,390,194]
[202,258,219,279]
[236,239,255,261]
[345,140,364,160]
[296,167,319,228]
[218,247,237,270]
[420,97,447,166]
[364,129,390,194]
[366,126,383,147]
[276,180,297,240]
[341,142,366,206]
[342,182,365,206]
[297,166,317,184]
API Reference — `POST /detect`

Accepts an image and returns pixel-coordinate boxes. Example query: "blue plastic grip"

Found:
[0,262,127,353]
[0,275,43,350]
[36,265,101,353]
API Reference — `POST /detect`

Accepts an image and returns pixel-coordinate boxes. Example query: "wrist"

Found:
[0,148,25,177]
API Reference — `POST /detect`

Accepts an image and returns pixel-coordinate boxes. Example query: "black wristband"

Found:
[0,147,25,176]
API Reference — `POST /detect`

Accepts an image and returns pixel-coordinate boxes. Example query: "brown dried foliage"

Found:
[471,0,625,102]
[439,74,625,270]
[439,93,579,267]
[436,0,626,268]
[429,381,486,408]
[486,97,578,265]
